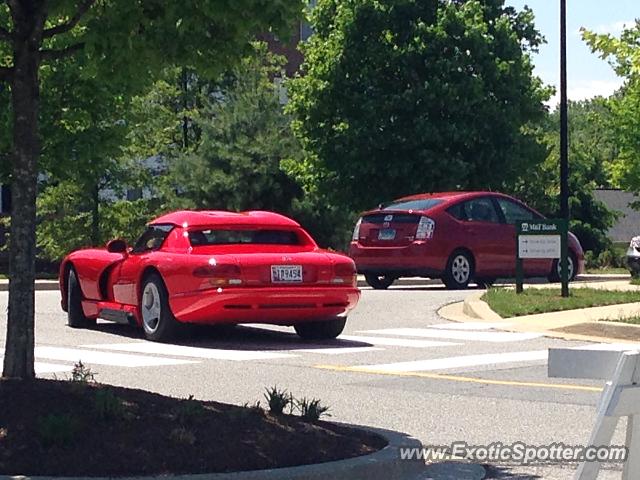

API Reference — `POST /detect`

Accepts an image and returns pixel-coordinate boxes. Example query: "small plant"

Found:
[94,389,125,421]
[263,386,292,415]
[169,427,197,446]
[296,397,330,422]
[70,360,95,383]
[175,395,205,425]
[37,414,80,447]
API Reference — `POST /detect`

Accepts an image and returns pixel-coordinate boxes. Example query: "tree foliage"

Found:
[286,0,550,211]
[167,43,303,213]
[583,20,640,193]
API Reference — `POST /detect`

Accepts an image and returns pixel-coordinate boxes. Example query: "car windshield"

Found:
[189,229,301,246]
[382,199,444,211]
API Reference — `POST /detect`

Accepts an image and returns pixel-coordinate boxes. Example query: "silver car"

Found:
[627,236,640,277]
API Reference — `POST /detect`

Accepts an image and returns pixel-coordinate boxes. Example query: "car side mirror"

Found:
[106,239,128,254]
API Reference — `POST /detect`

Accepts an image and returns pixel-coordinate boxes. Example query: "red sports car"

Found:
[349,191,585,289]
[60,210,359,341]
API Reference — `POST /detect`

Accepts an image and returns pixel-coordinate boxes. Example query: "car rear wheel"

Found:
[364,274,396,290]
[67,269,96,329]
[548,252,577,283]
[442,250,474,290]
[294,317,347,340]
[141,273,179,342]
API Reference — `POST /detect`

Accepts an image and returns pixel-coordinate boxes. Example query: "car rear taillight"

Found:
[352,218,362,241]
[193,263,242,286]
[415,216,435,240]
[332,262,357,287]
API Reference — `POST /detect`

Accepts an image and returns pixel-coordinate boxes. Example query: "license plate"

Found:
[378,228,396,240]
[271,265,303,283]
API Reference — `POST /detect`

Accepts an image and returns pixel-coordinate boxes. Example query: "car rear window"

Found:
[189,229,301,246]
[362,213,421,224]
[382,199,444,211]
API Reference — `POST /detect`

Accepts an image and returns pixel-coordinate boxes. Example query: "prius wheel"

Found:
[67,269,96,329]
[141,273,179,342]
[443,250,473,290]
[294,317,347,340]
[548,252,577,283]
[364,274,396,290]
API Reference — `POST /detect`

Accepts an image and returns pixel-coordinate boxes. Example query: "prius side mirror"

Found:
[106,239,128,254]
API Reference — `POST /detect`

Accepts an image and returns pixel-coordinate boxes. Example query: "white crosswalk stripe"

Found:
[427,322,513,330]
[81,342,298,361]
[0,355,71,374]
[339,335,460,349]
[359,327,542,343]
[35,346,198,367]
[350,350,549,373]
[297,346,384,355]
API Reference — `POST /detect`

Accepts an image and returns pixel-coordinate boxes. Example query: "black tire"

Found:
[140,273,180,342]
[294,317,347,340]
[364,274,396,290]
[548,252,577,283]
[442,250,474,290]
[67,269,95,328]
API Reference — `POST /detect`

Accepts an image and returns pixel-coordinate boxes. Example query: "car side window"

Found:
[132,225,174,254]
[447,202,467,221]
[496,198,539,224]
[464,198,501,223]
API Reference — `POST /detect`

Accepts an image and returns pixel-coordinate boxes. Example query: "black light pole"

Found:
[560,0,570,297]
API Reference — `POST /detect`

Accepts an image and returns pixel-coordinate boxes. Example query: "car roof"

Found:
[150,210,301,228]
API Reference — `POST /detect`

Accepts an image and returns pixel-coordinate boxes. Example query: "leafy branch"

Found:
[0,66,12,82]
[0,26,13,43]
[42,0,96,39]
[40,43,85,62]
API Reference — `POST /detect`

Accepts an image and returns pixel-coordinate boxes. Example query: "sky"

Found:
[506,0,638,106]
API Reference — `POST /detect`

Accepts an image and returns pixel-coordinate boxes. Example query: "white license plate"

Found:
[378,228,396,240]
[271,265,303,283]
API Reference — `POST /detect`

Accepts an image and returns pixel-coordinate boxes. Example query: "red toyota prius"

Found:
[349,192,584,289]
[60,210,359,341]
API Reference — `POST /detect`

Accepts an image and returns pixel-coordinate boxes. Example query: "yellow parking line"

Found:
[314,365,603,392]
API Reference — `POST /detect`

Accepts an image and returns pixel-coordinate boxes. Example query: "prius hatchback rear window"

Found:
[382,199,443,211]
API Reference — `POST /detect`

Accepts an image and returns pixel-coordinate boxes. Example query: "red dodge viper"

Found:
[59,210,360,342]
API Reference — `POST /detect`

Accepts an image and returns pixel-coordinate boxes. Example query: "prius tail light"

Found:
[193,263,242,286]
[332,262,357,287]
[415,216,435,240]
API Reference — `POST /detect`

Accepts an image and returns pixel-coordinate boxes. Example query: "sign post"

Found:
[515,219,569,296]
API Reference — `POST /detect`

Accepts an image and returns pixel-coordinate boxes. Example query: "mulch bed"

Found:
[0,379,386,476]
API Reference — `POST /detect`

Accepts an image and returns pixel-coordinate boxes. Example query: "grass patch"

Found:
[585,267,630,275]
[603,315,640,325]
[483,287,640,318]
[631,277,640,286]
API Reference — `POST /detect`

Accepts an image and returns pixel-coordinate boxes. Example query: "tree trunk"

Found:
[2,3,46,380]
[91,182,99,245]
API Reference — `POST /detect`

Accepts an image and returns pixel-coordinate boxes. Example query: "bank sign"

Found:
[517,220,564,259]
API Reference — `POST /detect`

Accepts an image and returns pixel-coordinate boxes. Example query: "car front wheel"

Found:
[294,317,347,340]
[364,274,396,290]
[140,273,179,342]
[442,250,473,290]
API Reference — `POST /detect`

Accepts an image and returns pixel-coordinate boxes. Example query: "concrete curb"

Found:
[0,426,426,480]
[461,291,503,322]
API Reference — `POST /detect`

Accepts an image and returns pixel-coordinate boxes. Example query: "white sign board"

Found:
[518,234,561,259]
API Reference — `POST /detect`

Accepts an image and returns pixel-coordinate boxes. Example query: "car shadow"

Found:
[88,322,375,352]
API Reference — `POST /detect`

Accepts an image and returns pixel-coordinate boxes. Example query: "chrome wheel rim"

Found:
[142,283,161,333]
[451,255,470,284]
[557,256,574,280]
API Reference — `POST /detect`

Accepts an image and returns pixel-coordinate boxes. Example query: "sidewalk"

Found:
[439,278,640,343]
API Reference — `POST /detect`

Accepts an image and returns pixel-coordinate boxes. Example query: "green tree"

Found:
[0,0,302,379]
[286,0,550,211]
[168,43,302,213]
[583,21,640,192]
